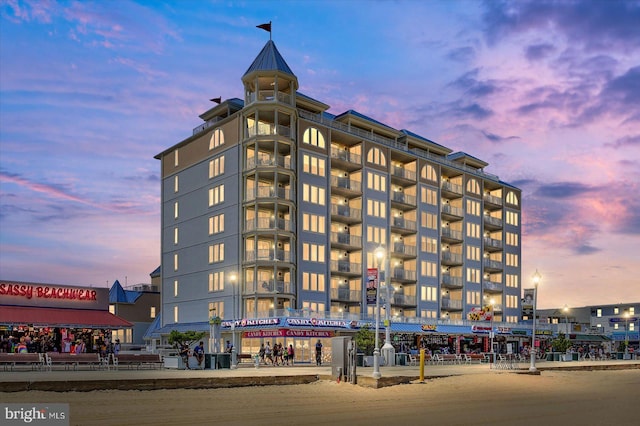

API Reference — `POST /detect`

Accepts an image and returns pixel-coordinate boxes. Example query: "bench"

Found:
[45,353,106,370]
[467,354,485,364]
[0,353,44,371]
[113,353,164,370]
[238,354,253,363]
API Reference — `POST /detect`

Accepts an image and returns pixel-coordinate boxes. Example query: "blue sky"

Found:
[1,0,639,308]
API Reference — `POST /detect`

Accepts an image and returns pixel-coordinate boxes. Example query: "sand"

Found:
[2,369,638,426]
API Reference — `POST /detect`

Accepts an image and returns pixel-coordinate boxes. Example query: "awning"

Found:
[0,306,133,328]
[568,333,611,342]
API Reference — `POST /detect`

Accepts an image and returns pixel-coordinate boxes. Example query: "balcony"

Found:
[441,204,464,221]
[441,251,463,266]
[483,259,503,272]
[441,274,463,289]
[330,176,362,196]
[246,187,294,202]
[390,268,417,283]
[392,293,417,307]
[483,237,503,252]
[440,227,463,243]
[483,280,503,293]
[330,204,362,224]
[330,260,362,276]
[247,123,292,138]
[390,191,417,208]
[330,148,362,171]
[483,193,503,209]
[247,280,293,295]
[391,217,417,235]
[441,181,463,198]
[244,218,293,232]
[441,298,463,310]
[248,90,293,106]
[391,166,417,184]
[391,242,417,258]
[483,215,503,230]
[330,232,362,249]
[245,249,293,263]
[330,288,362,303]
[245,155,291,170]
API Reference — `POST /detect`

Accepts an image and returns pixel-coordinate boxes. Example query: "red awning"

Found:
[0,306,133,328]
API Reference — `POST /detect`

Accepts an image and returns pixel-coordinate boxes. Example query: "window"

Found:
[506,274,518,288]
[367,200,386,218]
[174,175,179,193]
[421,237,437,254]
[421,261,437,277]
[209,271,225,292]
[303,154,325,176]
[630,307,636,315]
[209,185,225,206]
[302,301,325,313]
[466,179,480,194]
[209,301,224,320]
[302,272,325,291]
[174,149,179,167]
[467,291,480,305]
[466,245,480,261]
[466,223,480,238]
[506,232,519,246]
[302,184,325,205]
[209,214,225,235]
[174,227,178,245]
[421,164,437,182]
[209,156,225,178]
[506,191,518,206]
[367,172,387,192]
[506,253,518,267]
[303,213,326,234]
[209,128,224,150]
[422,212,437,229]
[507,295,518,308]
[173,254,178,271]
[421,187,437,205]
[174,202,179,219]
[173,280,178,297]
[109,305,115,314]
[302,243,325,262]
[366,226,386,245]
[209,243,225,263]
[506,211,519,226]
[303,127,325,148]
[366,147,386,167]
[597,309,602,317]
[421,286,438,302]
[467,268,480,283]
[421,309,438,319]
[466,199,480,216]
[150,306,156,318]
[614,307,619,314]
[173,306,178,323]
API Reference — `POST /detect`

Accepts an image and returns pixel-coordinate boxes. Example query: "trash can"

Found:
[216,353,231,369]
[205,354,216,369]
[396,353,407,366]
[356,353,364,367]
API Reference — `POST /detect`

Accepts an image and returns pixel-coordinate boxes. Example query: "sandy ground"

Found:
[2,369,638,426]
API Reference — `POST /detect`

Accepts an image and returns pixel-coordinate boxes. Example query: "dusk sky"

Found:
[1,0,638,309]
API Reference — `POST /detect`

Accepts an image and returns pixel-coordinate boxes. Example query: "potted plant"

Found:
[551,333,572,361]
[355,325,375,366]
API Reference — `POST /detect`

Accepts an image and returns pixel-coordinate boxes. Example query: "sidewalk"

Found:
[2,359,639,392]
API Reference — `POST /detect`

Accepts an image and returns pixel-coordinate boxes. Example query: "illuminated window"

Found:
[467,291,480,305]
[109,305,115,314]
[421,286,437,302]
[303,127,325,148]
[367,172,386,191]
[302,301,325,313]
[506,191,519,206]
[174,202,179,219]
[150,306,156,318]
[209,271,225,292]
[421,212,437,229]
[209,156,225,178]
[506,211,519,226]
[174,175,179,193]
[209,185,225,206]
[466,245,480,261]
[421,237,437,254]
[173,254,178,271]
[466,199,480,216]
[302,272,325,291]
[209,128,225,150]
[367,200,386,218]
[421,164,437,183]
[174,280,178,297]
[302,243,325,262]
[506,232,519,246]
[302,213,326,234]
[466,223,480,238]
[366,147,386,167]
[421,187,437,205]
[466,179,480,194]
[209,301,224,319]
[421,309,437,319]
[303,154,325,176]
[174,227,178,245]
[421,261,437,277]
[302,184,325,205]
[466,268,481,283]
[209,214,225,235]
[209,243,225,263]
[366,226,386,245]
[174,149,179,167]
[173,306,178,323]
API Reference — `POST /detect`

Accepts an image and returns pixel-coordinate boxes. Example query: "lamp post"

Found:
[376,246,395,366]
[624,311,630,355]
[529,269,541,373]
[488,298,495,357]
[230,273,238,370]
[372,249,383,379]
[209,307,216,354]
[562,306,568,335]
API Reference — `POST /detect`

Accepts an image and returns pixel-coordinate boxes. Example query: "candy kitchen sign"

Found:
[0,281,108,310]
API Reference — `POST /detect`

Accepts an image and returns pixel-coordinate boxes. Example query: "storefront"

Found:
[0,280,132,353]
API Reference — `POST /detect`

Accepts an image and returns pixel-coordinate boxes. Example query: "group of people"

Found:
[180,341,205,369]
[258,342,295,366]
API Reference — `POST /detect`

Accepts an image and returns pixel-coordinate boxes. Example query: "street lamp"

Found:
[230,273,238,370]
[563,305,570,336]
[624,311,630,355]
[485,297,495,357]
[376,246,395,367]
[529,269,541,373]
[372,248,383,379]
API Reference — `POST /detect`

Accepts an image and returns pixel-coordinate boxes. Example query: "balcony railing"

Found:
[331,204,362,221]
[246,187,294,201]
[245,249,293,263]
[330,232,362,247]
[330,147,362,165]
[441,274,463,288]
[247,123,291,138]
[483,193,503,206]
[392,217,417,231]
[248,90,292,105]
[441,181,463,195]
[330,176,362,192]
[391,166,417,181]
[246,155,291,170]
[483,280,503,292]
[245,218,293,232]
[484,259,503,270]
[392,243,417,257]
[441,252,463,264]
[391,269,417,281]
[330,260,362,274]
[483,216,503,228]
[441,204,463,218]
[483,237,503,250]
[245,280,293,294]
[391,192,417,205]
[392,294,417,306]
[441,228,463,241]
[330,288,362,302]
[441,299,463,310]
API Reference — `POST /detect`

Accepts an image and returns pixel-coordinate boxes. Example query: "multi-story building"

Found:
[153,40,522,358]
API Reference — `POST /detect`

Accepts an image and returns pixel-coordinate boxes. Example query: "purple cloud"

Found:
[525,43,556,61]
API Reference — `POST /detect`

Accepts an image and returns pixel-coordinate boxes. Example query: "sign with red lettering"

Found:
[242,329,335,338]
[0,281,108,310]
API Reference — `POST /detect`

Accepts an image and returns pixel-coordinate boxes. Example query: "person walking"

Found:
[193,341,205,369]
[288,344,295,366]
[315,339,323,366]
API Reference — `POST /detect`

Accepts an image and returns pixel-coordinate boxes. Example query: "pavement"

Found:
[2,359,639,392]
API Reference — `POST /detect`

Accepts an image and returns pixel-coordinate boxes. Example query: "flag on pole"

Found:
[256,22,272,33]
[209,97,222,104]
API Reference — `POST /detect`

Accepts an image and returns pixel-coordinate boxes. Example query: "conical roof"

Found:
[243,40,295,78]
